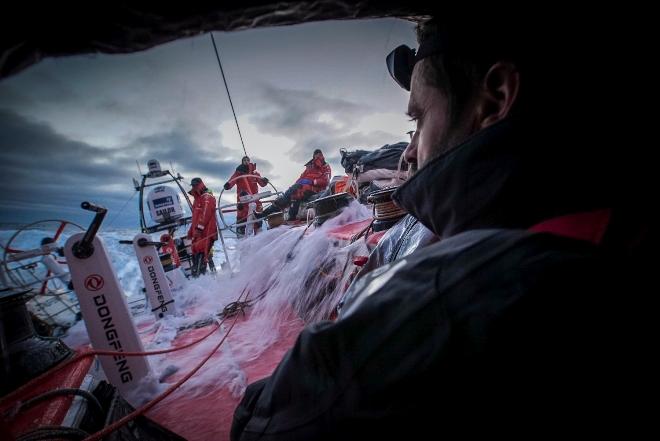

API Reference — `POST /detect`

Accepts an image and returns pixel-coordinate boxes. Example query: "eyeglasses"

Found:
[386,36,450,91]
[386,45,416,91]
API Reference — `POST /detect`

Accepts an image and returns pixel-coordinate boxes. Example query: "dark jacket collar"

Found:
[393,118,611,238]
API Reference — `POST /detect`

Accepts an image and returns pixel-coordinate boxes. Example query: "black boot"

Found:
[288,201,301,220]
[191,252,206,278]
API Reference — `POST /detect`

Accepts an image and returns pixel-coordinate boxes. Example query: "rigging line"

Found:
[210,32,248,157]
[105,191,137,230]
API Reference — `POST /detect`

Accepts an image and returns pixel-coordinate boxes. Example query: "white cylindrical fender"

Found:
[133,233,176,319]
[64,233,151,397]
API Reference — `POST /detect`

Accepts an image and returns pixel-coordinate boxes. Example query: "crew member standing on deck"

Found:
[224,156,269,235]
[187,177,217,276]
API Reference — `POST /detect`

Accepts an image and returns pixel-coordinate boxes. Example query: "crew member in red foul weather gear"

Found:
[160,233,181,267]
[258,149,331,220]
[187,177,217,276]
[224,156,269,235]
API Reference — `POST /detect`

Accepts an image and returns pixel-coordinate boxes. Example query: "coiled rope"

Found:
[373,198,406,221]
[5,287,253,441]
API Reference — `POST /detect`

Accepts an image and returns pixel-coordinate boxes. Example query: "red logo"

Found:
[143,256,153,265]
[84,274,104,291]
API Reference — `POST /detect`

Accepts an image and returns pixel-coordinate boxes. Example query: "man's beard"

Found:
[402,116,475,181]
[422,123,474,169]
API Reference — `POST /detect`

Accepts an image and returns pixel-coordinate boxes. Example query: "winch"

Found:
[310,192,353,226]
[367,187,406,232]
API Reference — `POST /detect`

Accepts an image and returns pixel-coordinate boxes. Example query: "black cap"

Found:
[190,177,203,186]
[313,149,322,155]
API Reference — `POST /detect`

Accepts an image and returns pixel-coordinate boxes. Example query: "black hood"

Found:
[393,118,613,238]
[304,157,326,167]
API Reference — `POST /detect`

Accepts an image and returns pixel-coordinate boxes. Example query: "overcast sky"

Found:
[0,18,416,228]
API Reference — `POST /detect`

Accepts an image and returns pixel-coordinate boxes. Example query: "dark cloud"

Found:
[0,69,79,112]
[122,130,273,181]
[0,85,35,110]
[0,19,416,226]
[251,85,406,162]
[0,110,145,226]
[0,109,265,227]
[0,110,121,180]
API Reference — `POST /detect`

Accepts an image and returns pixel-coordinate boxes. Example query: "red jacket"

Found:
[188,185,217,256]
[160,234,180,267]
[297,157,331,194]
[227,162,268,220]
[227,163,268,196]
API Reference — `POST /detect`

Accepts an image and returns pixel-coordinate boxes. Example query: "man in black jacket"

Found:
[231,14,645,440]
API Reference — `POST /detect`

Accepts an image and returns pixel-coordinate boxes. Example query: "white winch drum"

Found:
[133,233,176,319]
[146,186,184,224]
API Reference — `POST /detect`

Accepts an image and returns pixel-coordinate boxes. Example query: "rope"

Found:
[286,223,312,261]
[6,275,277,441]
[373,199,406,221]
[0,320,222,407]
[5,287,252,441]
[82,288,249,441]
[10,388,104,422]
[243,285,271,306]
[210,33,248,157]
[350,219,375,244]
[87,321,222,358]
[220,300,249,318]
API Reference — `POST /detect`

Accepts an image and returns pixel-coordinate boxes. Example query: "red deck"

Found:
[2,218,387,440]
[326,218,386,247]
[2,317,302,441]
[147,316,302,440]
[1,351,95,437]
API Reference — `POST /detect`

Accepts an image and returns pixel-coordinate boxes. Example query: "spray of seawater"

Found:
[58,201,371,404]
